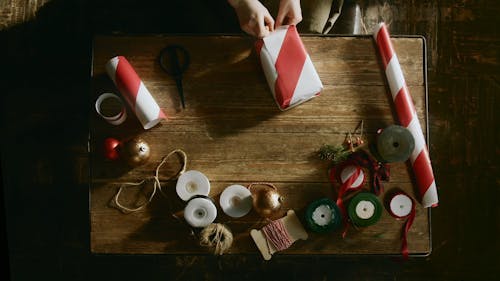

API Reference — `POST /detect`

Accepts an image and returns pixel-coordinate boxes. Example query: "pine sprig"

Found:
[318,144,351,165]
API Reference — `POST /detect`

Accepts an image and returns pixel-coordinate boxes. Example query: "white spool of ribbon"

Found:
[184,196,217,228]
[219,184,253,218]
[95,93,127,125]
[176,170,211,201]
[389,193,413,218]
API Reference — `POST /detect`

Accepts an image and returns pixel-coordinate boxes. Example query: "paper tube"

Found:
[106,56,166,130]
[373,22,438,208]
[256,25,323,110]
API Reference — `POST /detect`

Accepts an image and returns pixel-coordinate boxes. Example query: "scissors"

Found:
[159,45,190,109]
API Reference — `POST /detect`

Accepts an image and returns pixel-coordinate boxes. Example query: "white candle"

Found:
[219,184,253,218]
[176,170,211,201]
[184,197,217,228]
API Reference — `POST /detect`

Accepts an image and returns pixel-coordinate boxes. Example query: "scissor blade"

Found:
[175,77,185,109]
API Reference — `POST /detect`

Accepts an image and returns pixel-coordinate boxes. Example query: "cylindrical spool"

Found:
[375,125,415,163]
[95,93,127,125]
[106,56,166,130]
[387,192,414,219]
[219,184,253,218]
[184,196,217,228]
[305,198,342,233]
[176,170,211,201]
[339,164,365,188]
[347,192,382,227]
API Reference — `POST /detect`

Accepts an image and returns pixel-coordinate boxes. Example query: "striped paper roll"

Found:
[256,25,323,110]
[106,56,166,130]
[373,23,438,208]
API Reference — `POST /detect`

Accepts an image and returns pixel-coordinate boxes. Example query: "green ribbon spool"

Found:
[347,192,382,227]
[375,125,415,163]
[305,198,342,233]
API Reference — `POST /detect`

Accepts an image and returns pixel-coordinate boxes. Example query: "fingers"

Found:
[275,0,302,28]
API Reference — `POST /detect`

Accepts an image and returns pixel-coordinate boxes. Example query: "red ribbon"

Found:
[349,150,390,195]
[387,192,416,259]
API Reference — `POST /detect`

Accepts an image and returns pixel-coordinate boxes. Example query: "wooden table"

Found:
[90,35,431,256]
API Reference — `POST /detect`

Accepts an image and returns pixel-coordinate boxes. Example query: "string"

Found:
[199,223,234,255]
[111,149,188,214]
[261,218,293,252]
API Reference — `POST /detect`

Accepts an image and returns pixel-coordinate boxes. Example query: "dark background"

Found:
[1,0,498,280]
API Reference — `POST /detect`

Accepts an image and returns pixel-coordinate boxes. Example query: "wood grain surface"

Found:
[90,35,430,255]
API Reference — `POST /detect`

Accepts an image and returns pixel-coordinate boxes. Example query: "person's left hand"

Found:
[275,0,302,28]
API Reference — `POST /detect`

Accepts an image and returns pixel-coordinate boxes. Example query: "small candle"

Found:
[184,197,217,228]
[176,170,211,201]
[219,185,253,218]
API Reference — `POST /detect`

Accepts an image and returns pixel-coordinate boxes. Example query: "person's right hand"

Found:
[228,0,275,38]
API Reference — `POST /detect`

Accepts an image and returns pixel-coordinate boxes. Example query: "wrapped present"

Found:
[256,25,323,110]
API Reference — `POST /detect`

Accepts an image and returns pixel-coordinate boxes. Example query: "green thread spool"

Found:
[305,198,342,233]
[375,125,415,163]
[347,192,382,227]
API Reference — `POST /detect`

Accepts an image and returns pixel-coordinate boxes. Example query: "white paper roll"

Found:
[340,165,365,188]
[184,197,217,228]
[390,194,413,218]
[219,185,253,218]
[355,200,375,219]
[176,170,211,201]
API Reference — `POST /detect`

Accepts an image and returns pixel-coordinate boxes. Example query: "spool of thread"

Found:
[305,198,342,233]
[375,125,415,163]
[184,195,217,228]
[347,192,382,227]
[219,184,253,218]
[176,170,211,201]
[95,93,127,125]
[199,223,234,255]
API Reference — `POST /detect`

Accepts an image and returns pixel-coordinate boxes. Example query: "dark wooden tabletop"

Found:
[90,35,430,256]
[1,0,498,280]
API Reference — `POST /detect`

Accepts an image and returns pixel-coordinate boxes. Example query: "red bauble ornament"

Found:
[103,137,121,160]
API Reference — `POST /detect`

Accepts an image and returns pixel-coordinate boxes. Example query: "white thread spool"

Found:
[176,170,211,201]
[340,165,365,188]
[219,185,253,218]
[184,197,217,228]
[389,193,413,218]
[95,93,127,125]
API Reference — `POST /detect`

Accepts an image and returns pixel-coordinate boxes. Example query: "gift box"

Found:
[256,25,323,110]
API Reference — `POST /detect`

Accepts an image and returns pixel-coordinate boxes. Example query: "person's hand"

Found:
[275,0,302,28]
[228,0,275,38]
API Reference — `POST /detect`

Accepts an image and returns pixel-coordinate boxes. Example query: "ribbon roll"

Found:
[175,170,211,201]
[106,56,166,130]
[373,23,438,208]
[347,192,382,227]
[305,198,342,233]
[375,125,415,163]
[386,191,416,259]
[95,93,127,125]
[256,25,323,110]
[184,196,217,228]
[219,184,253,218]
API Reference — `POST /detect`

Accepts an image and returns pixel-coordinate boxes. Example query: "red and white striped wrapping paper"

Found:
[106,56,166,130]
[256,25,323,110]
[373,23,438,208]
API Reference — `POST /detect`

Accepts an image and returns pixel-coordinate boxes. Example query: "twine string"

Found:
[261,218,293,253]
[112,149,188,214]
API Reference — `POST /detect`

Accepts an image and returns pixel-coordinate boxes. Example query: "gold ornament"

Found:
[248,183,283,218]
[120,137,151,166]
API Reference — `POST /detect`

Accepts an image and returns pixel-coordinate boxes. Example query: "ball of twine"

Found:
[199,223,233,255]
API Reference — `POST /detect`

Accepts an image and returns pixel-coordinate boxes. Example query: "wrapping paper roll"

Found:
[106,56,166,130]
[256,25,323,110]
[373,23,438,208]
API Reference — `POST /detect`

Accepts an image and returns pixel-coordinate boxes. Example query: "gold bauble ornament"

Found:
[249,183,283,218]
[120,137,151,166]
